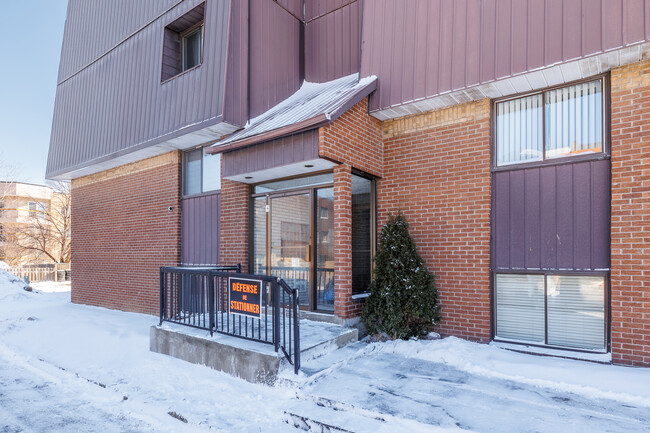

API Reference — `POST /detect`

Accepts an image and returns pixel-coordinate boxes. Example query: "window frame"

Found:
[491,269,610,354]
[28,201,47,220]
[491,74,611,172]
[182,147,221,198]
[180,22,204,72]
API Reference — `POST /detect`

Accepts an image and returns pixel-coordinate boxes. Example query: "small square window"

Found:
[183,147,221,196]
[162,3,205,82]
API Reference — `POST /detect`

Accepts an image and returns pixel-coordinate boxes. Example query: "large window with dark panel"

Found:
[161,3,205,82]
[492,77,609,352]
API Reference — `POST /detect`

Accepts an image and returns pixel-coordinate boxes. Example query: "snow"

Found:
[1,268,649,432]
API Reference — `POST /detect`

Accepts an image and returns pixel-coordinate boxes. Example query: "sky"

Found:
[0,1,68,185]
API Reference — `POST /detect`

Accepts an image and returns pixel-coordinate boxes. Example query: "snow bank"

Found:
[383,337,650,407]
[0,269,29,299]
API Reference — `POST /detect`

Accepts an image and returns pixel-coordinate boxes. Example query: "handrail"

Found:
[159,265,300,373]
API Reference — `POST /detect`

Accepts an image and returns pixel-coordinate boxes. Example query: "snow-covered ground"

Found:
[1,269,649,432]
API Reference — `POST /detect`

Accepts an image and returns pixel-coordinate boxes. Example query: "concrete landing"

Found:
[150,319,358,384]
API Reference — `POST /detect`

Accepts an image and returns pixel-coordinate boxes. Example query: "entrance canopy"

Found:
[207,73,377,184]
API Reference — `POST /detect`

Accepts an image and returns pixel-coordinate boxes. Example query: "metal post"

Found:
[208,272,215,336]
[159,269,165,325]
[273,278,280,353]
[293,288,300,374]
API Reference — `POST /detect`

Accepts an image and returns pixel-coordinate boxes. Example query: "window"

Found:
[161,3,205,82]
[28,202,47,220]
[351,174,375,294]
[183,147,221,196]
[182,26,203,71]
[320,206,329,219]
[496,274,606,351]
[495,79,605,166]
[0,224,4,242]
[0,201,4,217]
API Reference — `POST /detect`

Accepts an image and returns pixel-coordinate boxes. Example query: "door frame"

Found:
[250,182,334,312]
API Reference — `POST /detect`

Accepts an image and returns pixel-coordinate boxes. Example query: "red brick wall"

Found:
[219,177,249,272]
[321,98,382,319]
[378,100,492,341]
[610,61,650,366]
[70,152,181,315]
[319,98,383,177]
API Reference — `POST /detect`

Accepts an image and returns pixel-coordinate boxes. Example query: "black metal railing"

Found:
[159,265,300,373]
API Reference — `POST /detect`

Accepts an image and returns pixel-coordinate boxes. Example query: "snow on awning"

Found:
[208,73,377,153]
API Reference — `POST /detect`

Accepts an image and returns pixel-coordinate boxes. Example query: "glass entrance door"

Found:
[269,193,311,307]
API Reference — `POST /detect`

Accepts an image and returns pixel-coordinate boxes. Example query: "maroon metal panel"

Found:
[222,130,319,178]
[361,0,650,112]
[539,166,557,269]
[57,0,179,82]
[492,160,611,271]
[509,170,526,269]
[493,171,511,269]
[511,0,527,75]
[47,0,230,178]
[479,0,496,84]
[527,0,545,71]
[583,0,603,57]
[625,0,646,45]
[591,160,611,270]
[223,0,248,127]
[604,0,624,49]
[305,0,353,21]
[524,168,541,269]
[276,0,303,20]
[248,0,301,118]
[181,193,220,265]
[305,0,360,83]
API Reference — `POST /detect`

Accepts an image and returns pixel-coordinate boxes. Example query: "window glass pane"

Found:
[254,173,333,193]
[252,197,267,276]
[496,94,543,166]
[182,27,202,70]
[202,149,221,192]
[545,80,602,159]
[184,149,202,195]
[496,274,545,343]
[316,188,335,311]
[351,175,372,294]
[547,275,605,350]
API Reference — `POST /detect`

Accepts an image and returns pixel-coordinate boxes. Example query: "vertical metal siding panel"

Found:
[465,1,481,87]
[545,0,563,66]
[555,164,574,268]
[524,168,541,269]
[401,4,417,104]
[540,166,557,269]
[603,0,624,50]
[413,0,430,98]
[646,0,650,40]
[495,0,512,79]
[511,0,527,74]
[494,172,511,269]
[573,162,592,269]
[389,2,405,105]
[480,0,497,84]
[624,0,646,45]
[425,0,441,99]
[438,0,454,92]
[527,0,545,70]
[225,0,248,127]
[591,160,610,270]
[583,0,603,56]
[562,0,582,60]
[452,0,468,91]
[380,1,395,109]
[509,170,526,269]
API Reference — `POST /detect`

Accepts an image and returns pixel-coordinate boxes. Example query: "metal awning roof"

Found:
[208,73,377,153]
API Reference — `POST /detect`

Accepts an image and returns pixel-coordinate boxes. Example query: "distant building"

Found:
[0,182,68,265]
[47,0,650,366]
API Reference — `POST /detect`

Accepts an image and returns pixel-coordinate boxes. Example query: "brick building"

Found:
[47,0,650,366]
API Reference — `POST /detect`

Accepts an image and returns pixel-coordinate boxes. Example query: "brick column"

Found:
[334,164,353,319]
[610,60,650,366]
[219,177,249,272]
